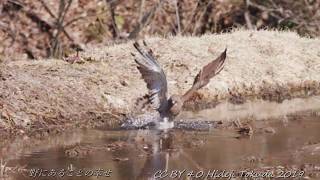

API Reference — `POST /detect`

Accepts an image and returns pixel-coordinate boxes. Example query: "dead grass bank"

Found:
[0,30,320,133]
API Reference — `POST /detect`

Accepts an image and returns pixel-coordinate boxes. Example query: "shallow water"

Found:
[1,116,319,180]
[1,97,320,180]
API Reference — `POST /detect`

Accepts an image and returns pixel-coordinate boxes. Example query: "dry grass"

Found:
[84,29,320,107]
[0,30,319,131]
[0,159,8,178]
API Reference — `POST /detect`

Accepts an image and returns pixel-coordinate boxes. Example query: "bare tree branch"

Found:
[106,0,120,39]
[138,0,146,22]
[63,16,86,28]
[128,0,164,39]
[192,0,212,35]
[37,0,56,18]
[50,0,73,58]
[37,0,74,41]
[174,0,181,35]
[183,0,206,34]
[244,0,253,29]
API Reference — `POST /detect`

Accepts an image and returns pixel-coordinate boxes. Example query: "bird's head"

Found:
[168,94,183,116]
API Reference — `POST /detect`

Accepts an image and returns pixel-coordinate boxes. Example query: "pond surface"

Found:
[3,116,319,180]
[1,97,320,180]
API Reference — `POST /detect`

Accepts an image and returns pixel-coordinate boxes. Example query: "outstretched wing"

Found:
[182,48,227,102]
[132,41,168,113]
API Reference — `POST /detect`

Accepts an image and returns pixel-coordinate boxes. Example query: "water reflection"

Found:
[0,96,319,179]
[137,130,173,180]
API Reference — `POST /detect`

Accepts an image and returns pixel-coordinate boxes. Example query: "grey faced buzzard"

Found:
[132,41,227,128]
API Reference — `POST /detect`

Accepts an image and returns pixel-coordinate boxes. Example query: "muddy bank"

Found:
[0,30,320,134]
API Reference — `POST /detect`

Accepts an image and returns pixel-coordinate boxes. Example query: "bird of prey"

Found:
[132,41,227,128]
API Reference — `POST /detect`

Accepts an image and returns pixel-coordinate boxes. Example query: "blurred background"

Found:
[0,0,319,60]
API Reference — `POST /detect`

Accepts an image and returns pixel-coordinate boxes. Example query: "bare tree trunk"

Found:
[174,0,181,35]
[128,0,164,39]
[106,0,120,39]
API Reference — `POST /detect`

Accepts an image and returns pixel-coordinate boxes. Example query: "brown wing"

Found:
[182,48,227,102]
[132,41,168,113]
